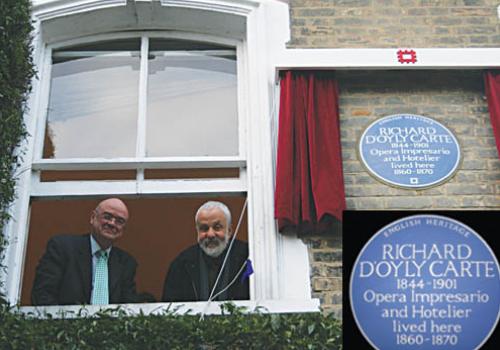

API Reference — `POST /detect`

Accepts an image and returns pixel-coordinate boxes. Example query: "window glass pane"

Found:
[146,49,238,157]
[44,45,140,158]
[22,196,247,305]
[149,38,230,51]
[55,38,141,53]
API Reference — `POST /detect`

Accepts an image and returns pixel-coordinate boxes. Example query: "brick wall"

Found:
[288,1,500,316]
[290,0,500,48]
[340,70,499,209]
[303,70,500,315]
[304,234,343,318]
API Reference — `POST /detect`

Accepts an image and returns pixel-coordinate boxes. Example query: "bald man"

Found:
[32,198,139,306]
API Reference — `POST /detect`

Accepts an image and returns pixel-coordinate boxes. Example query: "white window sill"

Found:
[17,299,320,319]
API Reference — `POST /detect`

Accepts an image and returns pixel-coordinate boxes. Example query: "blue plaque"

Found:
[350,215,500,350]
[359,114,461,188]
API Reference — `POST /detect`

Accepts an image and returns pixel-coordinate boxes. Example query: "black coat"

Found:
[162,239,250,302]
[31,234,138,306]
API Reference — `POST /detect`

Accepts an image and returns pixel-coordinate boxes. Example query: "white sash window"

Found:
[3,0,318,317]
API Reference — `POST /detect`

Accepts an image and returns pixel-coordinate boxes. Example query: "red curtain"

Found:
[485,71,500,158]
[274,71,346,234]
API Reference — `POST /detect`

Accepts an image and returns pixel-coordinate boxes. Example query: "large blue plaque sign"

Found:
[350,215,500,350]
[359,114,461,188]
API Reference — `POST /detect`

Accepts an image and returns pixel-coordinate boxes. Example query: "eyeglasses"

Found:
[97,211,127,227]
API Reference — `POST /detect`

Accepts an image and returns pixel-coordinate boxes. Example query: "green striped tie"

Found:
[91,250,109,305]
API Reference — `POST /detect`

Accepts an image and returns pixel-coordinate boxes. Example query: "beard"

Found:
[199,235,229,258]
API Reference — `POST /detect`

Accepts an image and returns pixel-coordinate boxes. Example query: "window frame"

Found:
[31,31,248,197]
[16,30,250,306]
[3,0,319,316]
[37,33,244,157]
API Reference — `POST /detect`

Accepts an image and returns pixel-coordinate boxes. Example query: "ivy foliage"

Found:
[0,0,35,246]
[0,304,342,349]
[1,0,35,305]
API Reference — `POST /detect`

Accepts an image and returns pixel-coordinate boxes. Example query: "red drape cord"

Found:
[485,71,500,158]
[275,71,346,234]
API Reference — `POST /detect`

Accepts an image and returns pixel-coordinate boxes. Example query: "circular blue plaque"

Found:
[359,114,461,188]
[350,215,500,350]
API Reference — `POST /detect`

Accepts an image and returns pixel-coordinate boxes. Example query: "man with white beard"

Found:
[161,201,250,302]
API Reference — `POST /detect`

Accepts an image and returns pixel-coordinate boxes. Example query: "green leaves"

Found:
[0,305,342,349]
[0,0,35,303]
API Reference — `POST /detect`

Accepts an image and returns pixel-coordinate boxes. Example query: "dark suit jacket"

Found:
[162,239,250,302]
[31,234,138,306]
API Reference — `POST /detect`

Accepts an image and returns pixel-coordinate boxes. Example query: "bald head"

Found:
[96,198,129,219]
[90,198,129,249]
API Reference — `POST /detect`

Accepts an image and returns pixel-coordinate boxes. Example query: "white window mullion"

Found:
[28,46,53,195]
[30,178,247,198]
[136,35,149,183]
[31,157,246,170]
[33,47,53,161]
[237,41,247,161]
[236,41,248,188]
